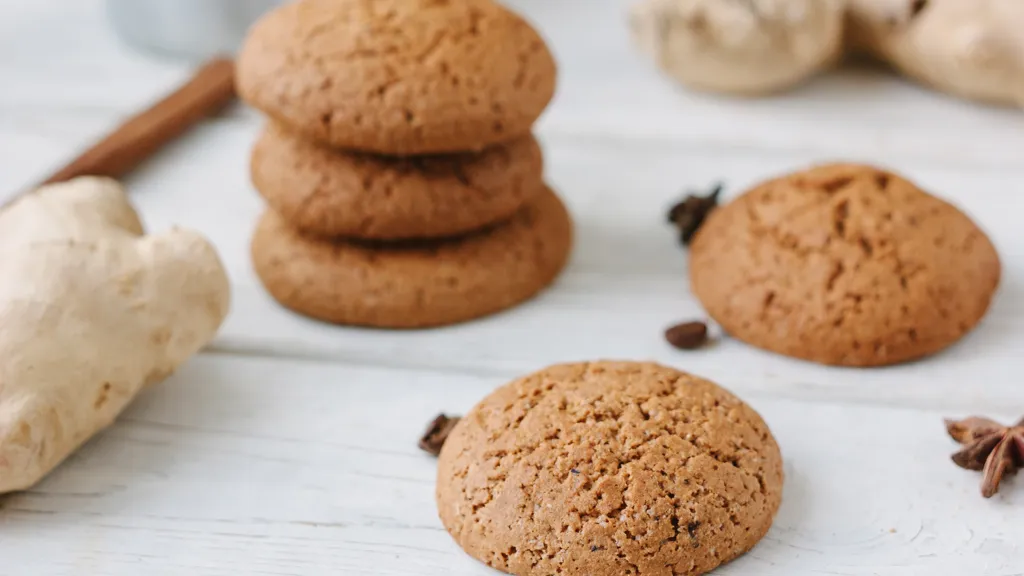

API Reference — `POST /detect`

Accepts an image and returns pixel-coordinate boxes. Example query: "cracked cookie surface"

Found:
[436,361,783,576]
[690,163,1001,367]
[251,185,572,329]
[236,0,557,155]
[251,123,544,240]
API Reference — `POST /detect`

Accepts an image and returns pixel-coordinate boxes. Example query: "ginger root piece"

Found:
[0,177,230,493]
[629,0,847,95]
[630,0,1024,109]
[848,0,1024,107]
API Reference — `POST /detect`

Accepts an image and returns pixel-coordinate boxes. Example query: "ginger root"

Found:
[630,0,846,95]
[850,0,1024,107]
[0,177,230,493]
[631,0,1024,108]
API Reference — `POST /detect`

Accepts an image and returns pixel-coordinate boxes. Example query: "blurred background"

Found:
[104,0,283,61]
[2,0,1022,211]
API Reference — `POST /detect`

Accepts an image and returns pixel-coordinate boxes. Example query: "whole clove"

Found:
[418,413,462,456]
[667,183,724,245]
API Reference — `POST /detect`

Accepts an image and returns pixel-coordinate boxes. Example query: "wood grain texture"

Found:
[38,58,235,187]
[0,355,1021,575]
[0,0,1022,574]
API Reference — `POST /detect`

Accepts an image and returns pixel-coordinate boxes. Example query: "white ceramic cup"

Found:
[106,0,281,61]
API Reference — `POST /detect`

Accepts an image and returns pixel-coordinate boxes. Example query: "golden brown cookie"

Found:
[236,0,557,155]
[250,123,544,240]
[690,163,1001,367]
[251,186,572,329]
[436,361,784,576]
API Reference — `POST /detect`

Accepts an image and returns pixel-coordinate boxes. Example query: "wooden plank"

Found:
[0,1,1022,573]
[97,122,1024,413]
[2,1,1023,182]
[0,354,1019,575]
[2,118,1021,411]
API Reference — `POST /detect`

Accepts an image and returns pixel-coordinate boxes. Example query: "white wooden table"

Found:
[1,1,1023,574]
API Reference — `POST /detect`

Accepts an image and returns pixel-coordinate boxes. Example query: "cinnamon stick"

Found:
[39,57,237,186]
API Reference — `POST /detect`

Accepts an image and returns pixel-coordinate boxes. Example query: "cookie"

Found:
[436,361,784,576]
[250,123,544,240]
[251,186,572,328]
[690,163,1001,367]
[236,0,557,155]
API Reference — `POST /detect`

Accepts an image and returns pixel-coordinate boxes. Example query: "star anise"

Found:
[667,183,723,245]
[946,416,1024,498]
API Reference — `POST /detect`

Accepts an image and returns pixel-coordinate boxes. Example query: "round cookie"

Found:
[436,361,784,576]
[690,163,1001,367]
[251,186,572,329]
[236,0,557,155]
[250,123,544,240]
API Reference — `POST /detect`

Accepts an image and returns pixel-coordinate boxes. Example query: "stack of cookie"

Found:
[235,0,572,329]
